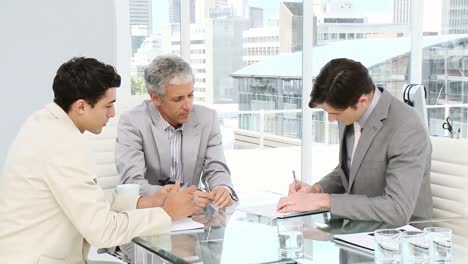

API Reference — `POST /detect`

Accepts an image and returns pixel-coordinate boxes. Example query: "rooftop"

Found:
[231,34,468,79]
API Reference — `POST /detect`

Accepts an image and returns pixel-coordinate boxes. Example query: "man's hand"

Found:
[193,190,214,213]
[288,180,313,194]
[162,181,197,221]
[276,192,330,213]
[136,183,182,209]
[211,187,233,208]
[150,184,175,207]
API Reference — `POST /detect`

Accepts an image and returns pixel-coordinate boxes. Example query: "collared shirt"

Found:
[155,110,184,183]
[344,87,382,174]
[154,109,235,199]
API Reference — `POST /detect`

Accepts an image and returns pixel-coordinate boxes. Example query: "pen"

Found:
[292,170,298,192]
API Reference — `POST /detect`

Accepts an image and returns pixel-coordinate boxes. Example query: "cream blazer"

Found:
[0,103,171,264]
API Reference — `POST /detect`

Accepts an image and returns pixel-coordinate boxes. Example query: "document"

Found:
[332,224,421,251]
[237,193,327,219]
[171,218,204,232]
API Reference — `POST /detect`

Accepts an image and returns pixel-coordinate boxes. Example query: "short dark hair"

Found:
[52,57,121,112]
[309,58,375,110]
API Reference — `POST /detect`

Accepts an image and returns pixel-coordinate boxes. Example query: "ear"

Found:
[358,94,369,106]
[150,91,162,107]
[71,99,87,114]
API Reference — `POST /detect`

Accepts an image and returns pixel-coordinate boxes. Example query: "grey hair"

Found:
[144,55,194,96]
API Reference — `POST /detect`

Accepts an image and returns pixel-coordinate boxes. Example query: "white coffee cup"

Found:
[116,184,140,196]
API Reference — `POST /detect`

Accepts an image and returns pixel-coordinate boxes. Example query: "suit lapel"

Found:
[348,88,391,192]
[147,102,171,180]
[182,110,201,186]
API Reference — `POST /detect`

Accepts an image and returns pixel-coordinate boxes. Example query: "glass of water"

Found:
[401,230,429,263]
[374,229,402,263]
[424,227,452,263]
[277,220,304,259]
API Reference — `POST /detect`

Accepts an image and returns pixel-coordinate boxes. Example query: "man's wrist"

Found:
[213,185,237,200]
[311,183,323,193]
[320,193,331,210]
[136,196,153,209]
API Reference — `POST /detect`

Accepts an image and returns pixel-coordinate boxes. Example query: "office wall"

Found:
[0,0,129,165]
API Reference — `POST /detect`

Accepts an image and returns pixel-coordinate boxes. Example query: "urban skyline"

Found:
[132,0,466,105]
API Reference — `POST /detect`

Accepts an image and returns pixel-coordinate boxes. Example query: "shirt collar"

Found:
[156,109,184,132]
[46,102,82,133]
[357,87,382,128]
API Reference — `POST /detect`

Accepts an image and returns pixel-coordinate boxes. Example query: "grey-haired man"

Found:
[116,55,237,212]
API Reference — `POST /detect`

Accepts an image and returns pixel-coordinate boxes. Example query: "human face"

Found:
[152,81,194,128]
[77,88,116,134]
[320,94,371,125]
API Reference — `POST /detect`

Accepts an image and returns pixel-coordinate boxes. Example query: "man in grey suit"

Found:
[277,58,432,226]
[116,55,237,212]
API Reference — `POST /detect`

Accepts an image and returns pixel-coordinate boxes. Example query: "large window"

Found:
[423,0,468,138]
[128,0,303,193]
[126,0,468,193]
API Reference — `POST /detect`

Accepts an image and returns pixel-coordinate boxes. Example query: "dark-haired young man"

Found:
[0,57,196,263]
[277,58,432,226]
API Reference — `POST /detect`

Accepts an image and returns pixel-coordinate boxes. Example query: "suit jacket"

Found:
[317,88,433,226]
[0,103,171,264]
[115,101,235,197]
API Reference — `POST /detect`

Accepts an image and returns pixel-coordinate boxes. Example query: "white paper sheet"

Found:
[171,218,204,232]
[237,193,327,219]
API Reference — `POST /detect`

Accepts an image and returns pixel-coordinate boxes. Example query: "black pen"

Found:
[292,170,298,191]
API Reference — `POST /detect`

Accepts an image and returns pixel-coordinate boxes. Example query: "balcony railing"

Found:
[217,104,468,149]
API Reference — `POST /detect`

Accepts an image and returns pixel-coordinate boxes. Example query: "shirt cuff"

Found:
[315,183,324,193]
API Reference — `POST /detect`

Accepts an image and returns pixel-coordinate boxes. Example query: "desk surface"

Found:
[133,193,468,264]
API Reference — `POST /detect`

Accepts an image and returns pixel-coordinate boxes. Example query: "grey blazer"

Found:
[115,100,235,197]
[317,88,432,226]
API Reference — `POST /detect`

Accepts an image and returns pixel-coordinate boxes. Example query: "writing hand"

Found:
[288,180,313,195]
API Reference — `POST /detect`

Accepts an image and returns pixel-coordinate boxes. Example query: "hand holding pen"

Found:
[193,189,215,212]
[288,170,309,194]
[288,171,322,195]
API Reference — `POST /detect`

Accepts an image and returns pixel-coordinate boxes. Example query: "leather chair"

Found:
[430,136,468,245]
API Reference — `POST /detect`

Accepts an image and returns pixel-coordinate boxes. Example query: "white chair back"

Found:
[430,136,468,244]
[85,95,147,192]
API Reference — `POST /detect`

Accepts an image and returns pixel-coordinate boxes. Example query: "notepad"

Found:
[237,195,327,219]
[171,218,204,232]
[333,224,421,252]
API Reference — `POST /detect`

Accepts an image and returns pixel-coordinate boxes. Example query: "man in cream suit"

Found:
[277,58,432,226]
[0,57,196,264]
[116,55,237,211]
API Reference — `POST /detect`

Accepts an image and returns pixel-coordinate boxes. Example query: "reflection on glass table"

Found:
[132,194,468,264]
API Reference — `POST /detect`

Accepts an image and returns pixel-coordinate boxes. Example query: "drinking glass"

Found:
[374,229,402,263]
[277,220,304,259]
[424,227,452,263]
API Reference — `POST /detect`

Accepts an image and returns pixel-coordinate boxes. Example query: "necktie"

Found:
[351,122,361,163]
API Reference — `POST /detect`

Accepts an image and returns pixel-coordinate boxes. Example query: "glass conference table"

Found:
[132,193,468,264]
